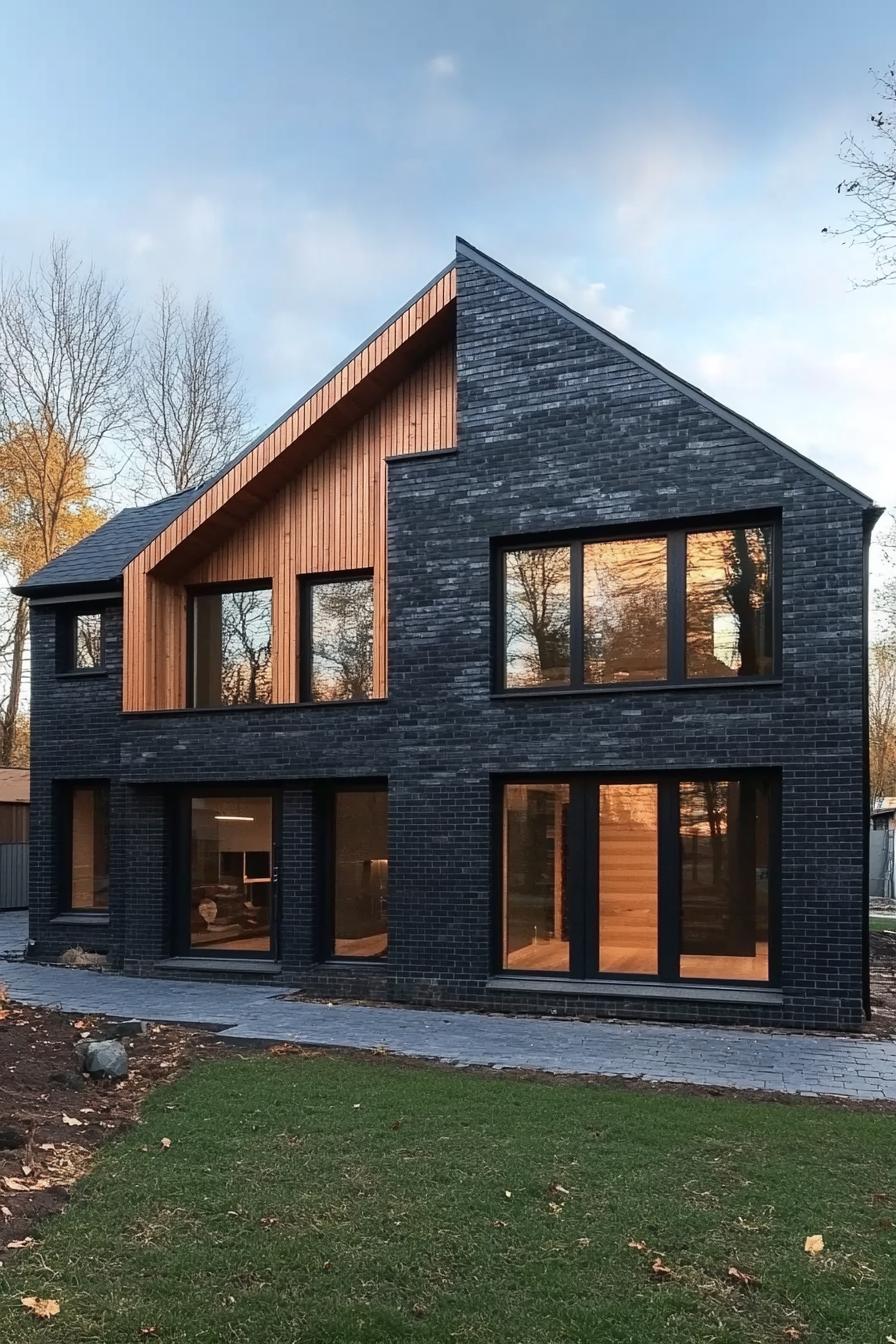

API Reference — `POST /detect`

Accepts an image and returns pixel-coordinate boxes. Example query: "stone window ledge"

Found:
[50,912,110,927]
[486,975,783,1007]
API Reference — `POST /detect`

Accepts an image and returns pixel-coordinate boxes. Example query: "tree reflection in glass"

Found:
[686,526,773,678]
[504,547,570,687]
[584,538,666,683]
[310,576,374,701]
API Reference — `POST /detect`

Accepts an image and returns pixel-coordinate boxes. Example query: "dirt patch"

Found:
[868,930,896,1038]
[0,990,215,1249]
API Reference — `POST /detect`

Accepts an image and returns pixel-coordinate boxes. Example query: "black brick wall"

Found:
[26,253,869,1028]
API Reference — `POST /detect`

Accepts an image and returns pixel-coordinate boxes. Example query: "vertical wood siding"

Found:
[123,336,455,709]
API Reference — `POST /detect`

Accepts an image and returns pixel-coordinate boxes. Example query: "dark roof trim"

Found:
[456,237,874,509]
[12,577,123,601]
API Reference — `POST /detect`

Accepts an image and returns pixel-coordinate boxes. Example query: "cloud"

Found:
[425,53,457,79]
[535,271,634,334]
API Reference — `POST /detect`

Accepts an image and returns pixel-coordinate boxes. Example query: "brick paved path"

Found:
[3,913,895,1101]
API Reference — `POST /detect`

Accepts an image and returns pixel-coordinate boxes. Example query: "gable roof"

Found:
[15,237,875,598]
[456,237,875,509]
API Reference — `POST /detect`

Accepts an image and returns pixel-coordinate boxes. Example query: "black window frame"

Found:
[186,578,274,709]
[173,785,281,959]
[493,769,780,989]
[493,512,781,695]
[298,568,376,705]
[56,606,107,676]
[316,779,389,963]
[56,779,111,913]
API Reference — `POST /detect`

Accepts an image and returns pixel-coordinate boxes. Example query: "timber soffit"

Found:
[456,236,875,510]
[128,260,458,577]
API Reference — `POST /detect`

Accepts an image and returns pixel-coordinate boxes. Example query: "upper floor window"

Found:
[57,607,105,673]
[190,583,272,708]
[498,519,776,692]
[301,572,374,702]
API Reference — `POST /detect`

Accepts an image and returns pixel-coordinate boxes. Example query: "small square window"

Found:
[58,608,105,673]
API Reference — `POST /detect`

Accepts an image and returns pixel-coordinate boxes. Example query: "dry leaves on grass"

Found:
[727,1265,760,1288]
[651,1257,673,1278]
[160,1138,172,1150]
[20,1297,60,1319]
[804,1234,825,1255]
[628,1239,648,1251]
[6,1237,36,1249]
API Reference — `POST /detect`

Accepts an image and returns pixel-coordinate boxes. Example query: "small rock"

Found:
[0,1124,26,1150]
[83,1039,129,1080]
[108,1019,145,1040]
[49,1070,86,1092]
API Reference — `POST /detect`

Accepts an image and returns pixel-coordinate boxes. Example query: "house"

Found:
[14,239,881,1029]
[0,769,29,844]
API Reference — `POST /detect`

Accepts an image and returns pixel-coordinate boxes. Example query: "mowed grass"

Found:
[1,1054,895,1343]
[870,914,896,933]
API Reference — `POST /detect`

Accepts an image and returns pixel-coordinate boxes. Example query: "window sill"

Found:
[316,958,389,971]
[154,956,282,976]
[486,975,782,1006]
[57,669,108,680]
[493,678,782,701]
[51,911,110,926]
[123,699,388,717]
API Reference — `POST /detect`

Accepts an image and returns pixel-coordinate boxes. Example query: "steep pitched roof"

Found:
[15,238,875,599]
[14,486,204,596]
[456,238,874,509]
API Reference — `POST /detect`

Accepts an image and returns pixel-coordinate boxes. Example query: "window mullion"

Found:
[658,778,681,980]
[667,531,686,683]
[569,542,584,687]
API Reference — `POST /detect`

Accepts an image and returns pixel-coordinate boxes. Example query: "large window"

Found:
[63,784,109,910]
[302,573,375,702]
[329,787,388,958]
[187,795,273,955]
[500,774,774,985]
[191,584,272,707]
[57,608,105,673]
[498,520,776,691]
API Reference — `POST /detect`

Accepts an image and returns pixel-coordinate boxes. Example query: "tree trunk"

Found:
[1,598,28,766]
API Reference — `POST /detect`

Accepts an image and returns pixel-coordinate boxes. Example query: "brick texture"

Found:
[26,253,869,1028]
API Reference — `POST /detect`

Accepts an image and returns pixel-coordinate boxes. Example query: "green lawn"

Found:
[870,914,896,933]
[1,1054,895,1343]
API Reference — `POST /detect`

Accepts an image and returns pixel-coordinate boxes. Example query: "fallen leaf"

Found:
[20,1164,32,1177]
[504,1190,512,1199]
[390,1120,402,1131]
[20,1297,60,1319]
[73,1019,91,1029]
[871,1192,891,1205]
[782,1330,802,1341]
[6,1237,35,1249]
[727,1265,759,1288]
[577,1236,591,1248]
[651,1257,673,1278]
[804,1234,824,1256]
[548,1182,570,1196]
[139,1328,159,1337]
[547,1201,564,1216]
[490,1219,507,1228]
[160,1138,172,1150]
[61,1113,83,1127]
[1,1205,12,1218]
[3,1176,51,1192]
[628,1239,648,1252]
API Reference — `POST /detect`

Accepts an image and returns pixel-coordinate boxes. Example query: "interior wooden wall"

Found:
[123,338,456,709]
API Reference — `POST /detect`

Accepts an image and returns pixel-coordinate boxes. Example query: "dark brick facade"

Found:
[26,252,872,1028]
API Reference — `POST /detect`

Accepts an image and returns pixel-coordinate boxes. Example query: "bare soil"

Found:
[0,994,214,1249]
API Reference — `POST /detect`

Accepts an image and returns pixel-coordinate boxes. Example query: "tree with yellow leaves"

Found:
[0,242,133,765]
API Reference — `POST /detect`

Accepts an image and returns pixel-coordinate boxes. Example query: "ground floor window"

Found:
[63,783,110,910]
[188,794,274,954]
[329,787,388,958]
[500,774,774,985]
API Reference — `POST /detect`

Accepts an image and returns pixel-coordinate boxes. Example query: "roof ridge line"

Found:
[455,236,874,509]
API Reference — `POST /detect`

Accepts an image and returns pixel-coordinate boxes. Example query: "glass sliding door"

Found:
[499,775,775,986]
[188,795,275,955]
[502,782,569,971]
[598,784,659,974]
[331,788,388,958]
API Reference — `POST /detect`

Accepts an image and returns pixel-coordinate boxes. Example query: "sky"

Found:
[2,0,896,537]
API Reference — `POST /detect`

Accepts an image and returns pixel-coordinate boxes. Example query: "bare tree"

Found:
[870,641,896,805]
[824,64,896,284]
[0,241,132,764]
[131,286,251,497]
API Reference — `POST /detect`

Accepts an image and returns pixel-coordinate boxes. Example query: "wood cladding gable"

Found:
[122,334,456,710]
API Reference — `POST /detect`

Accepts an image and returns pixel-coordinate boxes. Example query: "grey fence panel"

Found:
[0,843,28,910]
[870,829,895,910]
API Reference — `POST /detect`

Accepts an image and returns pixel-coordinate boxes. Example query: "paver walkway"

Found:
[2,912,896,1101]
